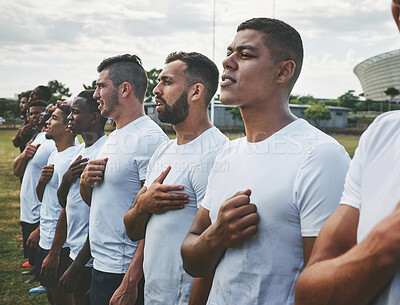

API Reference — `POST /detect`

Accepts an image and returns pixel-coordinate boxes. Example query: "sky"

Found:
[1,0,399,100]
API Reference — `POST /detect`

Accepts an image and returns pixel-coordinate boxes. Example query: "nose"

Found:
[153,82,162,96]
[93,87,100,99]
[222,53,238,70]
[67,112,73,121]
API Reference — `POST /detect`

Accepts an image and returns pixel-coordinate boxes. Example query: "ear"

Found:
[276,60,296,84]
[189,83,205,103]
[120,82,133,97]
[90,112,101,125]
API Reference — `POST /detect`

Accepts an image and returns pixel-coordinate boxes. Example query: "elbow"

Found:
[181,241,211,278]
[123,213,143,242]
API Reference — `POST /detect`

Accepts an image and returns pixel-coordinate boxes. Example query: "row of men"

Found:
[14,16,400,305]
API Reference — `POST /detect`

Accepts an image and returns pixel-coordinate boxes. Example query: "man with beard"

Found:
[294,2,400,305]
[33,105,77,305]
[181,18,350,305]
[79,54,168,305]
[43,91,107,305]
[13,100,56,281]
[113,52,228,305]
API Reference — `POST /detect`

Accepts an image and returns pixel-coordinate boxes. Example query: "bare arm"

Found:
[36,164,54,202]
[110,239,145,305]
[79,158,107,206]
[13,143,41,177]
[295,204,400,305]
[59,235,92,293]
[58,155,88,208]
[124,166,189,241]
[41,208,67,280]
[188,276,214,305]
[182,189,258,277]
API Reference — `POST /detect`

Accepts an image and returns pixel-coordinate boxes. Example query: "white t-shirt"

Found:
[20,132,56,224]
[39,145,78,250]
[66,135,107,262]
[202,119,350,305]
[341,111,400,305]
[90,116,168,274]
[143,126,228,305]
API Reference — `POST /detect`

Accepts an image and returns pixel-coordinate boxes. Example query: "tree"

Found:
[338,90,359,109]
[227,106,242,121]
[304,103,331,128]
[83,80,97,90]
[145,68,162,103]
[384,86,399,111]
[47,80,72,105]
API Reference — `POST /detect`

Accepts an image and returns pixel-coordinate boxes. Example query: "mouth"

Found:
[220,73,236,87]
[97,100,104,110]
[155,97,165,111]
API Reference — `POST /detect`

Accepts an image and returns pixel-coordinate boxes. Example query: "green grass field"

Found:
[0,129,360,304]
[0,130,47,304]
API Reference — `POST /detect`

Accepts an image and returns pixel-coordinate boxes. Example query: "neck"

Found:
[241,98,297,143]
[113,101,145,129]
[54,135,75,152]
[82,129,105,148]
[174,111,213,145]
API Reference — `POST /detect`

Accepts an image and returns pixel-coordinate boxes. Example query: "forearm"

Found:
[181,226,226,277]
[295,230,399,305]
[49,208,67,256]
[72,235,92,268]
[36,181,47,202]
[57,176,72,208]
[189,276,213,305]
[79,183,93,206]
[123,239,144,285]
[13,155,28,177]
[124,205,151,241]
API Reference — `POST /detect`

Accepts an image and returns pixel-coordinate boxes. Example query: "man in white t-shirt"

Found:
[13,100,55,280]
[34,105,77,305]
[79,54,168,305]
[40,91,107,305]
[121,52,228,305]
[181,18,350,305]
[294,3,400,304]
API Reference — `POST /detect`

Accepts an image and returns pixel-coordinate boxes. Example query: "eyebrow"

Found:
[158,75,173,82]
[227,44,258,52]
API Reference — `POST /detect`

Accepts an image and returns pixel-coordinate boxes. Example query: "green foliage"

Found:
[0,99,19,123]
[384,87,400,100]
[304,102,331,127]
[47,80,72,105]
[338,90,360,109]
[145,68,162,103]
[227,107,243,121]
[83,80,97,90]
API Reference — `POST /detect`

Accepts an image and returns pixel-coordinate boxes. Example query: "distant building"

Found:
[354,49,400,102]
[144,101,350,130]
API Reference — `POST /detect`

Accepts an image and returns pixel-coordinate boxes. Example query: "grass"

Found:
[0,129,360,304]
[0,130,47,304]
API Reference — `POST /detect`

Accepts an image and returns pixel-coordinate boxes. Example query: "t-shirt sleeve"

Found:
[340,124,373,210]
[295,142,350,237]
[190,152,219,208]
[134,134,168,181]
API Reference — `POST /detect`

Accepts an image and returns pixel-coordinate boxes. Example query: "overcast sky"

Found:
[1,0,399,100]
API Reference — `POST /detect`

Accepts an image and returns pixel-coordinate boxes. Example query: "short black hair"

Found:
[97,54,148,103]
[58,104,71,124]
[78,90,100,113]
[27,100,47,111]
[18,91,31,100]
[165,52,219,105]
[36,86,53,102]
[237,18,303,92]
[77,90,107,126]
